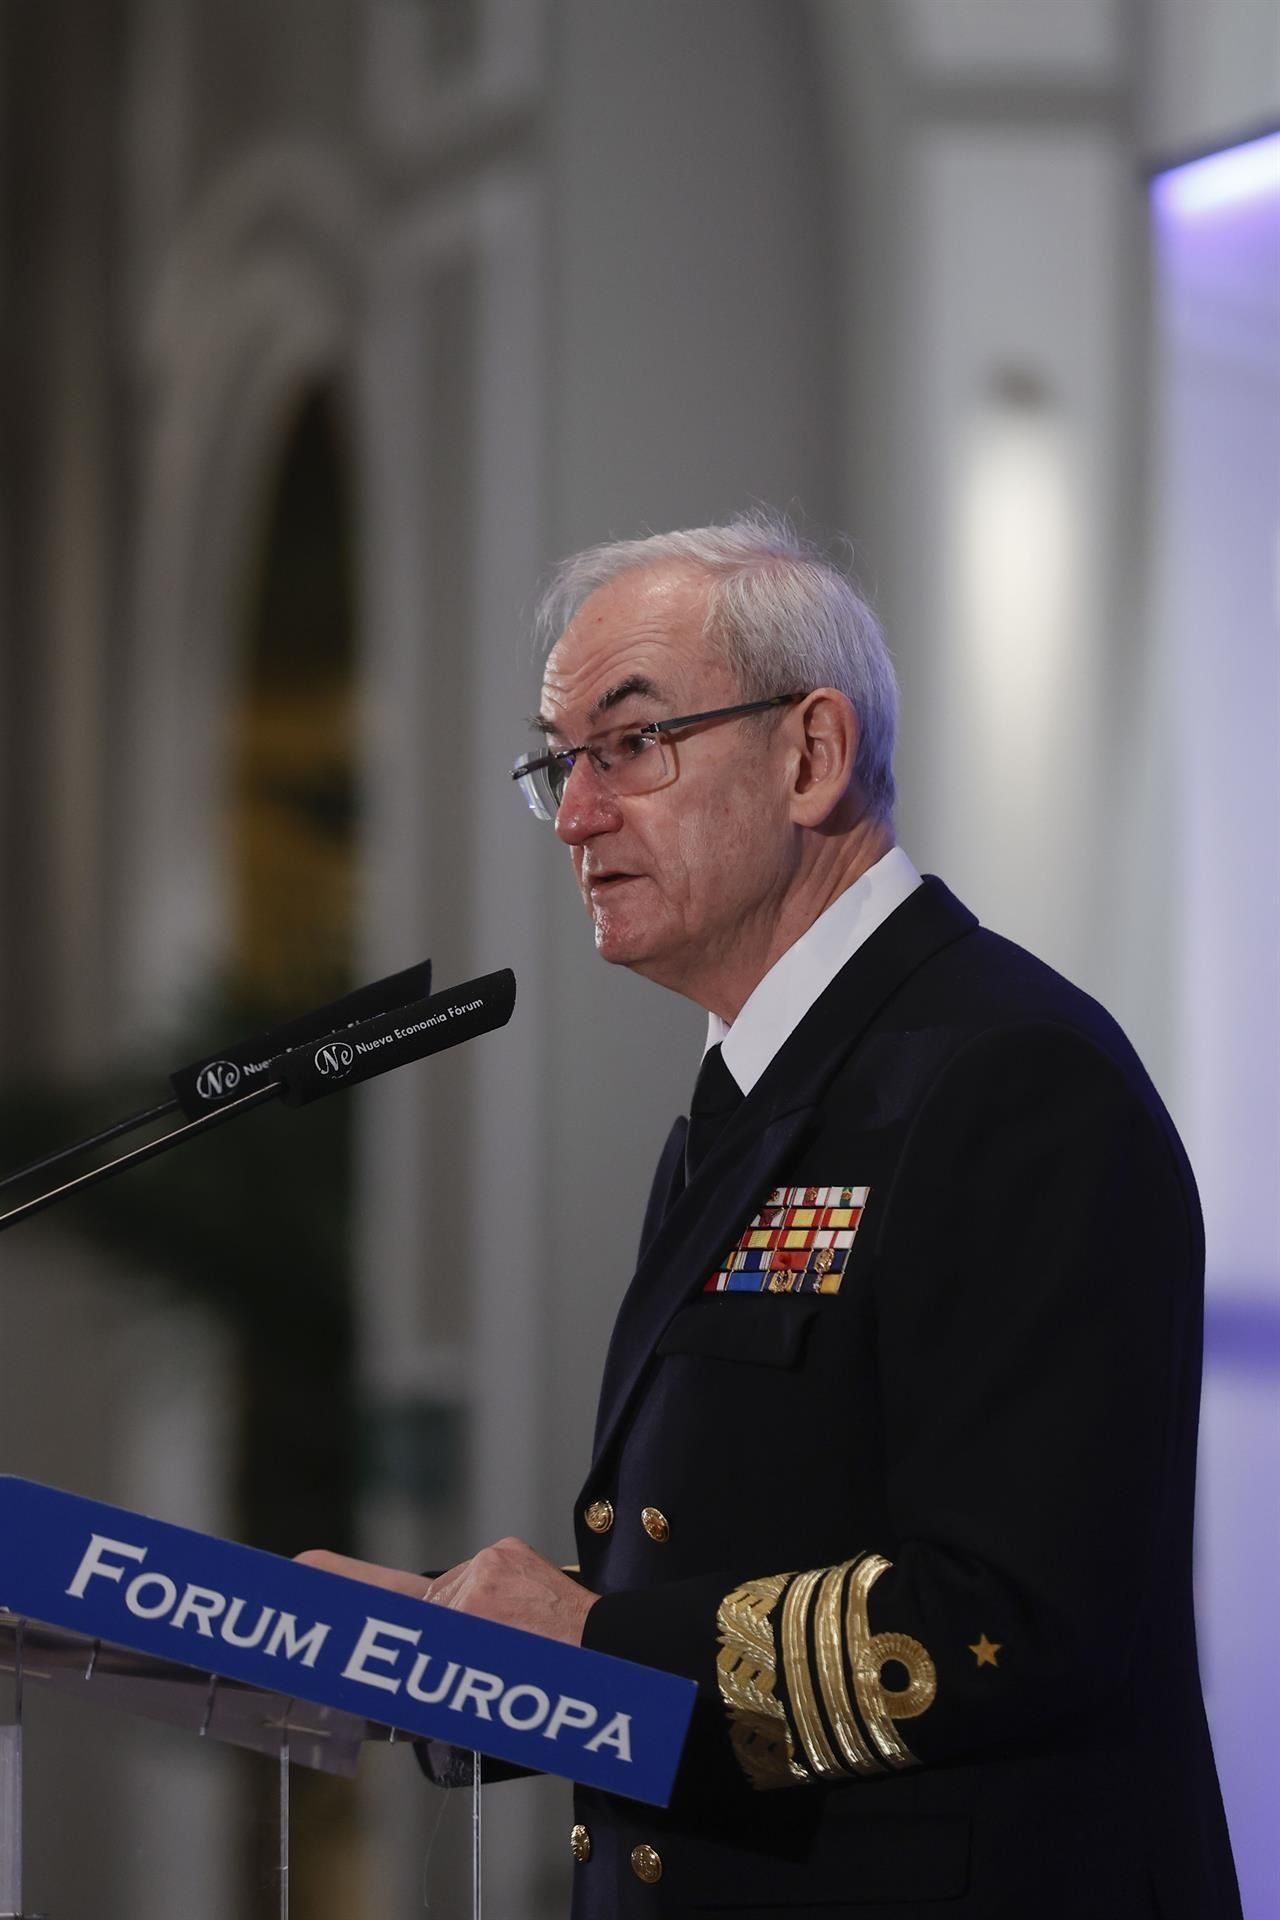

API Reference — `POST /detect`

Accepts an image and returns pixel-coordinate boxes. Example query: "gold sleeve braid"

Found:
[715,1572,811,1789]
[716,1554,937,1791]
[847,1553,937,1769]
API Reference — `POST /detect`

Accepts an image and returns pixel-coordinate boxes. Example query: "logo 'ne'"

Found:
[195,1060,242,1102]
[314,1039,355,1078]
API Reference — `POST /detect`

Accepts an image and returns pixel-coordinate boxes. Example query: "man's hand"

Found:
[296,1537,598,1646]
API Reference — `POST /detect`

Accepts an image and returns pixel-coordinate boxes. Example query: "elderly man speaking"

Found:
[304,518,1240,1919]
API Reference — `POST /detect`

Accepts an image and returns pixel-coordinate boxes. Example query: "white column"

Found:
[354,162,553,1919]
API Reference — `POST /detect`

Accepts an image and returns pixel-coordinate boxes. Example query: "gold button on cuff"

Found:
[584,1499,614,1534]
[641,1506,670,1543]
[630,1843,663,1883]
[570,1823,592,1864]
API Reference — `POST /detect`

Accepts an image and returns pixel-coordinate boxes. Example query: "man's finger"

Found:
[294,1548,431,1600]
[421,1561,472,1609]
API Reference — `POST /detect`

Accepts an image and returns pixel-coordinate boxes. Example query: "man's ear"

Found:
[787,689,860,827]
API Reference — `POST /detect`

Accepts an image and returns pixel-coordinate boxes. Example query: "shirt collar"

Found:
[706,846,922,1095]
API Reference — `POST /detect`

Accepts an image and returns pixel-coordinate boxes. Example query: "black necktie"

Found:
[684,1043,744,1181]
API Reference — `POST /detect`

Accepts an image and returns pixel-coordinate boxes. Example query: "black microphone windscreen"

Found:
[169,959,433,1117]
[274,969,516,1107]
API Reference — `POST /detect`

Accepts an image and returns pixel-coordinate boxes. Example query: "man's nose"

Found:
[554,756,623,845]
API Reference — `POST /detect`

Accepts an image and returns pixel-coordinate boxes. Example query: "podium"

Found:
[0,1478,696,1917]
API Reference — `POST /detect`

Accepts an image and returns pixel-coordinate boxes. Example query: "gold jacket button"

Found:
[584,1499,614,1534]
[641,1506,670,1543]
[570,1823,592,1864]
[630,1842,663,1883]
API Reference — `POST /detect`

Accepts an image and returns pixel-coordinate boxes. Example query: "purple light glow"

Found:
[1152,131,1280,219]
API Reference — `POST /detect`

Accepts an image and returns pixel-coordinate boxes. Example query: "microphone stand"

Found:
[0,1081,284,1236]
[0,964,515,1238]
[0,956,435,1209]
[0,1099,180,1196]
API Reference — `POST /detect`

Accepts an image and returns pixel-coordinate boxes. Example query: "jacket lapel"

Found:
[590,1103,814,1460]
[635,1116,688,1262]
[586,877,977,1477]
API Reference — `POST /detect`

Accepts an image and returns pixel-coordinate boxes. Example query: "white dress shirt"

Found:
[706,846,922,1095]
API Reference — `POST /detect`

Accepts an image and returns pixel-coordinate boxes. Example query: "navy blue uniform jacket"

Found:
[569,878,1240,1919]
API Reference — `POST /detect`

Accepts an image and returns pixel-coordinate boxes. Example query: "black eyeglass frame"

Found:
[511,692,805,808]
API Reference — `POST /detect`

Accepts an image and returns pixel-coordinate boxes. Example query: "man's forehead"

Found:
[539,564,717,725]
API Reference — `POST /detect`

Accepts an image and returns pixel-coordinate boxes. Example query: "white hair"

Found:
[533,511,898,819]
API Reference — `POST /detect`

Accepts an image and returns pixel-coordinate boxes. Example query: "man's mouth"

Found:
[585,870,640,895]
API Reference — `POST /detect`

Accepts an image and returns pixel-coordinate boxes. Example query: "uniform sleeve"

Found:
[583,1023,1201,1795]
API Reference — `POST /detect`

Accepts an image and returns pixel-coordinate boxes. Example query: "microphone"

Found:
[170,957,434,1117]
[0,958,434,1197]
[274,969,516,1105]
[0,968,515,1236]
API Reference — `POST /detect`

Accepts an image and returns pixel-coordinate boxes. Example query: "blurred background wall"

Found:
[0,1,1274,1915]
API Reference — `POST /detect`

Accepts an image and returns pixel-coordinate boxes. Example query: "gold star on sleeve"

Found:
[969,1634,1001,1668]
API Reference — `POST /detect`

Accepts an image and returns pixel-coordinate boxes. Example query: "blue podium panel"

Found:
[0,1478,695,1807]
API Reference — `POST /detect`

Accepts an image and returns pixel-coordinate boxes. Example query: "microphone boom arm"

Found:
[0,1082,281,1235]
[0,966,514,1237]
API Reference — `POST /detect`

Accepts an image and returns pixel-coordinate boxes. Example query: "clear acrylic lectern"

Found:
[0,1610,484,1920]
[0,1477,694,1918]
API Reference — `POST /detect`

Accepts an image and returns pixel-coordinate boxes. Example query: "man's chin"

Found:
[592,922,647,967]
[590,906,658,970]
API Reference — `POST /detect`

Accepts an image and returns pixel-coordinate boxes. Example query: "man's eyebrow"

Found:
[589,674,664,723]
[529,673,666,739]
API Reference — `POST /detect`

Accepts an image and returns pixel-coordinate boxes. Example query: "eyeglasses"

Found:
[511,694,804,822]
